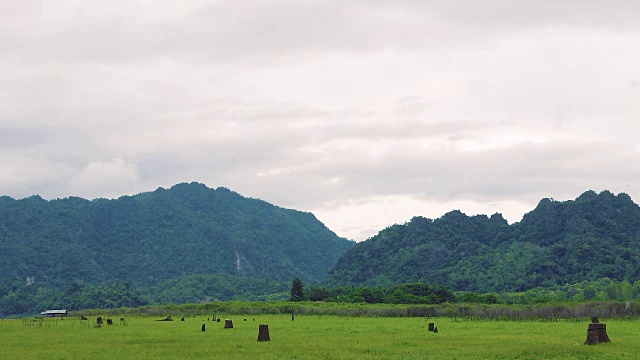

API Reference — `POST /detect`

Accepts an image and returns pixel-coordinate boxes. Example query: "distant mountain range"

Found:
[2,184,640,315]
[326,190,640,293]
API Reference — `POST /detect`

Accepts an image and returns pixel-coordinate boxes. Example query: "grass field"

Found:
[1,315,638,359]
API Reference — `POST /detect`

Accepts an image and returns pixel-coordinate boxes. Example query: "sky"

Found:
[2,1,639,241]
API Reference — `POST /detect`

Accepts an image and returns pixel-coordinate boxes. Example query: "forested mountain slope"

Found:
[0,182,354,290]
[326,190,640,292]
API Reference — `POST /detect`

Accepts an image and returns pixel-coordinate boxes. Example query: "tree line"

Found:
[291,277,640,307]
[3,276,640,317]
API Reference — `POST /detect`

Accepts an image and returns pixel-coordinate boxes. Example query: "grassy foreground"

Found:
[1,315,638,359]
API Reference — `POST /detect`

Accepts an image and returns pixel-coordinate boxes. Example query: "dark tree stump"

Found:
[433,326,438,333]
[428,323,435,332]
[106,318,113,325]
[217,319,221,322]
[585,323,611,345]
[97,317,103,325]
[80,316,87,321]
[202,324,206,332]
[181,317,185,321]
[225,319,233,329]
[257,324,270,342]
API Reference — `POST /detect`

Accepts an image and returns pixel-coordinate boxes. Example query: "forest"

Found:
[0,182,352,316]
[327,190,640,293]
[2,186,640,317]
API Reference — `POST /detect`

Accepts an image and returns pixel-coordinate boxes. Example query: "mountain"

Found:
[326,190,640,293]
[0,182,354,290]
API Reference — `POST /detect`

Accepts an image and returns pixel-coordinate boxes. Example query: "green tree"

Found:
[583,286,597,300]
[604,283,621,300]
[632,280,640,299]
[307,286,330,301]
[290,278,306,302]
[482,293,500,304]
[620,281,633,300]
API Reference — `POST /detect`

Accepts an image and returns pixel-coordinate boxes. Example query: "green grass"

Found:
[1,316,638,359]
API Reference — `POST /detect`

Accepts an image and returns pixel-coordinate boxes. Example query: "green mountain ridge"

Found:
[0,182,354,291]
[327,190,640,293]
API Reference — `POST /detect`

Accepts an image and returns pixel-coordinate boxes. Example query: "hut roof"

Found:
[41,310,68,315]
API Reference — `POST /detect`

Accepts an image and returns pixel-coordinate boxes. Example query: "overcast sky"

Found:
[2,1,639,241]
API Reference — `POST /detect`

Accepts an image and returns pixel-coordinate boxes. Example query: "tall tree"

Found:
[290,277,306,302]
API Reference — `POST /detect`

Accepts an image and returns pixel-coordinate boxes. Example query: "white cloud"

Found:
[0,155,72,199]
[69,158,143,199]
[311,194,536,241]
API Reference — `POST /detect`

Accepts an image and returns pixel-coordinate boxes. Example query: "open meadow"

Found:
[1,315,639,359]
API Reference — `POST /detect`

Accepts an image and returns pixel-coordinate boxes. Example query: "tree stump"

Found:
[97,317,103,325]
[224,319,233,329]
[257,324,270,342]
[585,323,611,345]
[106,318,113,325]
[428,323,435,332]
[217,319,221,322]
[202,324,206,332]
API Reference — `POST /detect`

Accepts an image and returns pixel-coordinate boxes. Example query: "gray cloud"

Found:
[364,1,640,29]
[0,126,47,148]
[7,1,638,67]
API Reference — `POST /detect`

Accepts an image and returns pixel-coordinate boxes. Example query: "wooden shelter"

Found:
[40,310,68,317]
